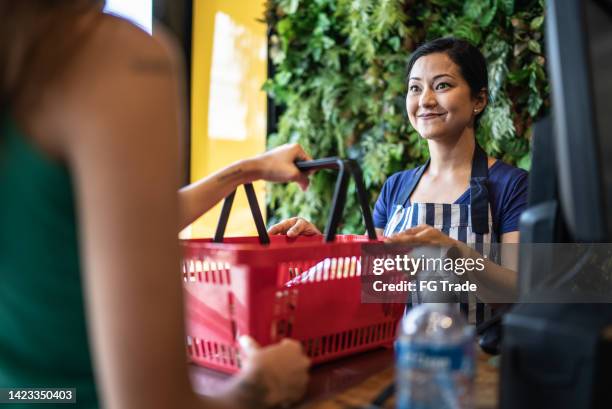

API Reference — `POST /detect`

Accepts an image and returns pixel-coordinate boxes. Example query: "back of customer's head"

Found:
[0,1,104,112]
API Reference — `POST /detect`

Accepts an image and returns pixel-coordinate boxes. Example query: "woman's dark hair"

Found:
[406,37,488,125]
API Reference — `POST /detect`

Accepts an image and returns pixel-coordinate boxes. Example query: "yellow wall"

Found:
[188,0,268,238]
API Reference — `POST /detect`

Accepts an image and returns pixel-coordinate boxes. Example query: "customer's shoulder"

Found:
[58,13,182,109]
[79,14,177,70]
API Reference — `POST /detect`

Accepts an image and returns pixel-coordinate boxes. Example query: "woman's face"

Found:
[406,52,485,141]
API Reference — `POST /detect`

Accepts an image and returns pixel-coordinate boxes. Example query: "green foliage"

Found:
[264,0,548,233]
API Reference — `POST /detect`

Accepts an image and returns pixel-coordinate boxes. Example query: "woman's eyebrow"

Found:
[409,73,454,81]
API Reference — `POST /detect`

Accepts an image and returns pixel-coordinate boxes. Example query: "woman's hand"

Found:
[248,143,312,190]
[268,217,322,238]
[386,224,459,247]
[225,336,310,408]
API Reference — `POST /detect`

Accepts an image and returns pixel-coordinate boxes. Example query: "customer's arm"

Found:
[178,144,311,231]
[58,17,308,409]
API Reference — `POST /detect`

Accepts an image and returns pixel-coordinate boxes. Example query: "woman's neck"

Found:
[426,129,475,176]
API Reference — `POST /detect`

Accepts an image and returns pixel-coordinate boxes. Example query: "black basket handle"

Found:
[214,183,270,244]
[294,158,377,242]
[213,158,377,244]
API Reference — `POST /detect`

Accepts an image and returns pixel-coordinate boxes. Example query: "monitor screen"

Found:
[586,0,612,234]
[546,0,612,242]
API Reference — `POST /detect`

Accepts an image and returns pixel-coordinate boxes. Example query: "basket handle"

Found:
[213,158,377,244]
[294,158,377,242]
[213,183,270,244]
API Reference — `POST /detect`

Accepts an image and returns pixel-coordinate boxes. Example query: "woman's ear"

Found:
[474,88,488,113]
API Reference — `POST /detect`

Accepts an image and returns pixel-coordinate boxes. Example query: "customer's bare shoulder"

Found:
[45,13,184,158]
[73,14,179,80]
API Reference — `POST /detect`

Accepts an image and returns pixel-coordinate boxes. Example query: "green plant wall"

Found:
[264,0,548,233]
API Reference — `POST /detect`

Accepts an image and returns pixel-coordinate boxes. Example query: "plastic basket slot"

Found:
[330,259,337,280]
[358,327,366,346]
[227,292,237,340]
[183,260,194,282]
[213,342,219,362]
[354,328,361,347]
[228,346,233,365]
[200,338,207,357]
[206,341,213,360]
[211,262,218,284]
[236,353,242,369]
[341,257,348,279]
[271,289,297,340]
[195,259,203,278]
[186,335,193,356]
[303,339,311,356]
[355,328,363,347]
[181,261,187,281]
[192,337,199,357]
[333,332,340,353]
[220,344,227,365]
[224,264,231,285]
[340,331,347,350]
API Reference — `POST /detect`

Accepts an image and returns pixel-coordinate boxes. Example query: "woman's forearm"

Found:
[178,159,260,231]
[456,243,518,303]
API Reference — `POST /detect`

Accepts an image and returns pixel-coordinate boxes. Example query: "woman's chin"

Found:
[418,129,445,141]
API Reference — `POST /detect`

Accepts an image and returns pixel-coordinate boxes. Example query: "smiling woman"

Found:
[270,38,528,323]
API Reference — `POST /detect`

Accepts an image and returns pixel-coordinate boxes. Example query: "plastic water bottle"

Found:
[395,303,475,409]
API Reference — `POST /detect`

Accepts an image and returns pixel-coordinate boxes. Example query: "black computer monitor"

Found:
[519,0,612,293]
[545,0,612,243]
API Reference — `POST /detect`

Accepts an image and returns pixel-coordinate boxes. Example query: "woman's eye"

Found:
[435,82,451,90]
[409,85,421,93]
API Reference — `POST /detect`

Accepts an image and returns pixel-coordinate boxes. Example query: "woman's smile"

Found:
[417,112,446,120]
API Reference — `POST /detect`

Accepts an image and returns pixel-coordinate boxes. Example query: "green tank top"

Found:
[0,115,98,408]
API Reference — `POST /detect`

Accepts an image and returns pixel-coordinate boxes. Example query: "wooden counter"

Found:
[190,346,499,408]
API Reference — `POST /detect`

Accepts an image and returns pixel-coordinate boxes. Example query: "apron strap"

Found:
[396,142,490,233]
[397,160,429,208]
[470,143,490,234]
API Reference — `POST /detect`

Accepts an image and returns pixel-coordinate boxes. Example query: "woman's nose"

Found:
[419,87,437,108]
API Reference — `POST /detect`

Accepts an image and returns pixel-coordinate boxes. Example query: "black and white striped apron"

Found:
[383,143,497,324]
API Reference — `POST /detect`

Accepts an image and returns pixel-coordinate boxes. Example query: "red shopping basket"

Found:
[182,158,404,373]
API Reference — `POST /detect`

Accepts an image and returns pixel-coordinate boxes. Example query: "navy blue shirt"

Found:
[373,160,529,235]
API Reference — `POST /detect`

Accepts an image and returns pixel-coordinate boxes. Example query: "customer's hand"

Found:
[249,144,312,190]
[226,336,310,408]
[268,217,322,238]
